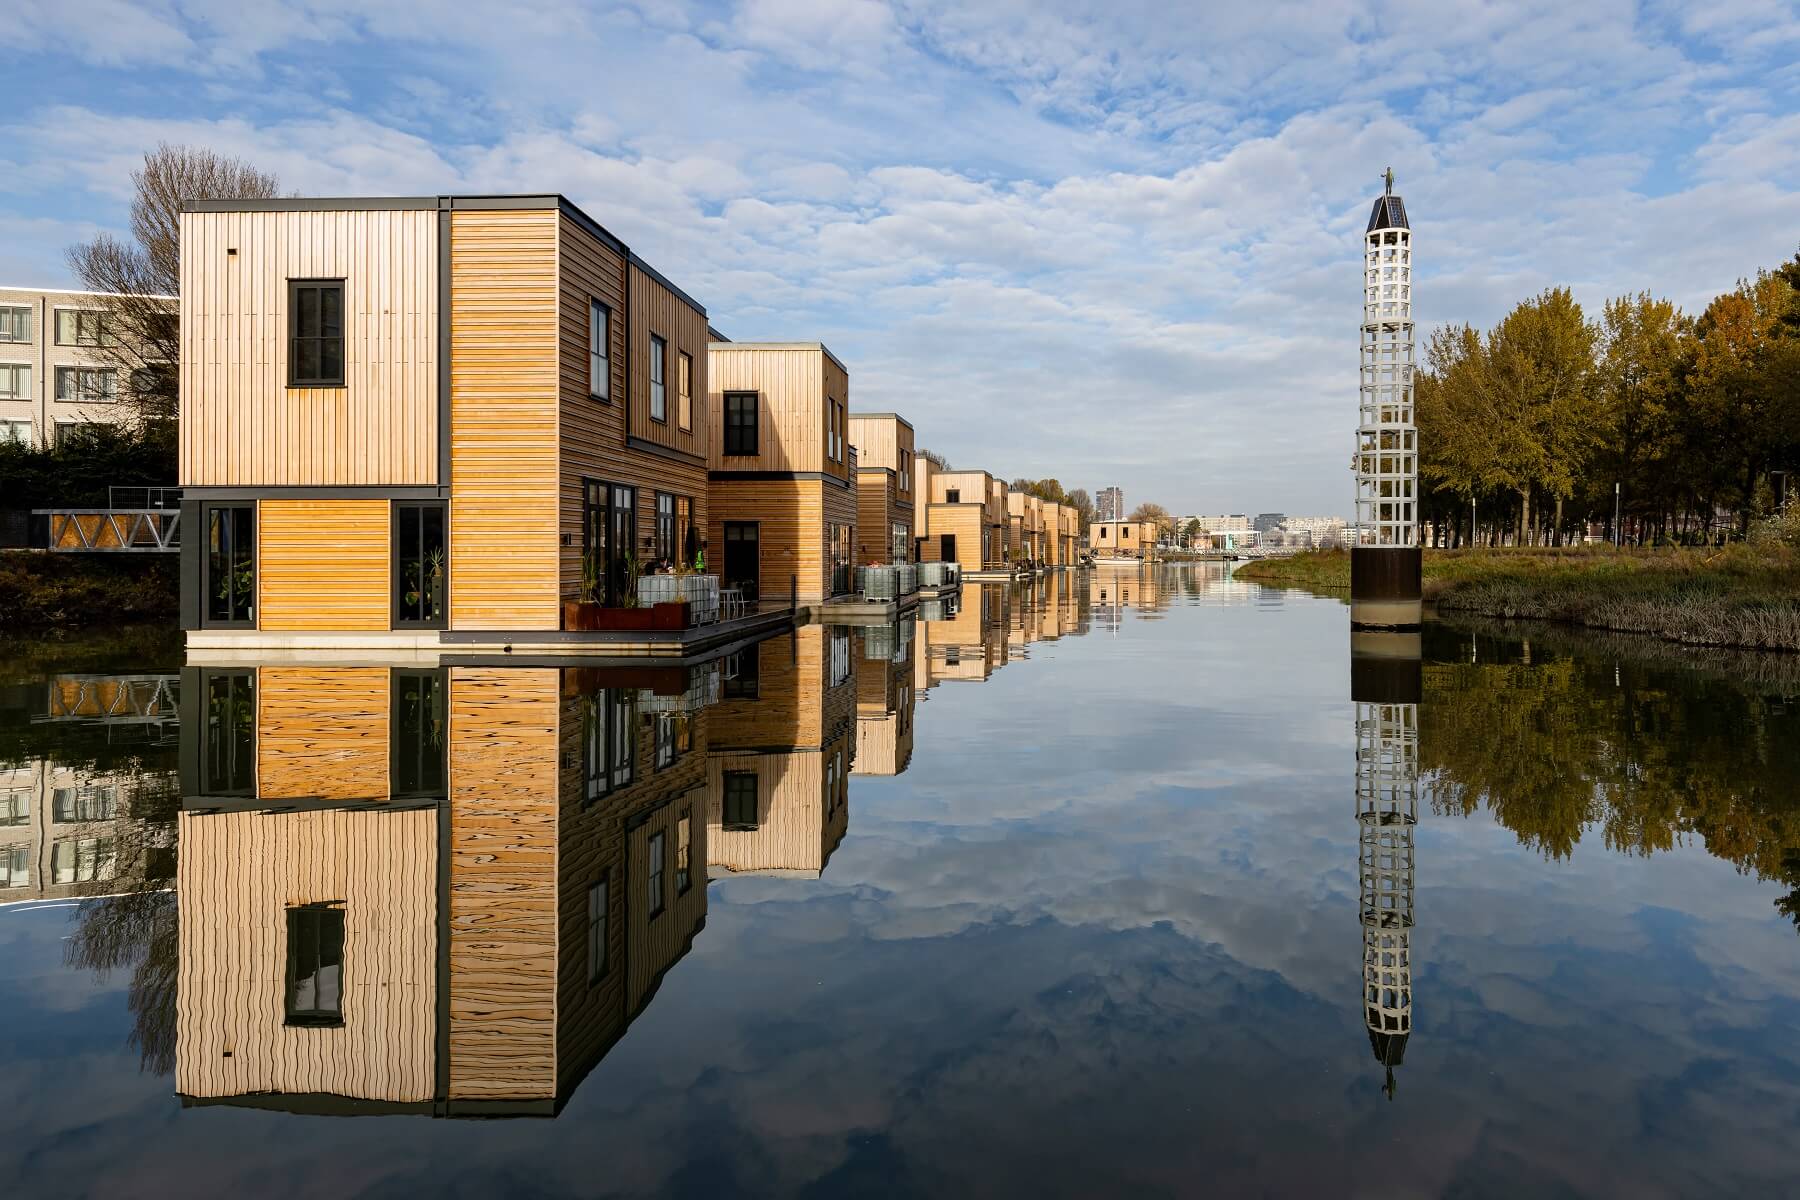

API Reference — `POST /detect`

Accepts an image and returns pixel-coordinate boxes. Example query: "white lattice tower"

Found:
[1357,699,1416,1095]
[1357,173,1415,548]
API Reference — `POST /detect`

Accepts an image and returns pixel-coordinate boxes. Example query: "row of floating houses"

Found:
[4,568,1172,1114]
[161,193,1097,655]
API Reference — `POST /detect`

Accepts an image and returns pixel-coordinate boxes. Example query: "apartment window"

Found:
[1,845,26,888]
[677,351,693,431]
[288,279,345,387]
[676,810,692,894]
[583,688,635,802]
[723,644,759,699]
[826,399,842,461]
[52,836,114,884]
[588,300,611,401]
[55,421,102,449]
[0,420,29,446]
[1,791,28,827]
[654,492,677,563]
[54,308,108,347]
[0,306,28,342]
[723,772,758,831]
[201,670,256,795]
[55,366,116,402]
[724,392,758,455]
[52,785,116,824]
[649,334,667,422]
[647,830,666,918]
[0,363,28,400]
[204,505,255,627]
[393,501,448,628]
[676,495,695,567]
[899,450,910,491]
[586,875,609,982]
[390,670,447,799]
[285,904,345,1027]
[945,489,960,504]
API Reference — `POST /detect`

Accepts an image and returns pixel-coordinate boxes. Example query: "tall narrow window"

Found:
[676,495,695,568]
[0,306,29,342]
[587,875,609,982]
[288,280,345,387]
[285,904,345,1027]
[655,492,676,563]
[677,811,692,893]
[654,713,680,770]
[582,480,635,608]
[201,670,256,795]
[649,334,667,422]
[724,392,758,455]
[390,670,447,798]
[583,688,635,802]
[647,830,666,917]
[723,772,758,830]
[899,449,910,491]
[589,300,611,401]
[205,505,255,627]
[677,351,693,431]
[393,501,448,627]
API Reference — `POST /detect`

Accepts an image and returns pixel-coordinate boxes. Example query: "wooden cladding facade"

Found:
[848,413,914,565]
[257,500,390,631]
[707,343,851,482]
[180,208,440,487]
[256,666,391,801]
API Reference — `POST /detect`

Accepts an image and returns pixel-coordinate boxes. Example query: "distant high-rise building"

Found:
[1254,513,1285,534]
[1096,486,1124,522]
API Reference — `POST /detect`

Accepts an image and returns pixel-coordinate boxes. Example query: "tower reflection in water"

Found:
[1350,631,1421,1099]
[174,655,731,1117]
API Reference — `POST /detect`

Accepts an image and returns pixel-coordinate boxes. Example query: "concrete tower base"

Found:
[1350,546,1421,630]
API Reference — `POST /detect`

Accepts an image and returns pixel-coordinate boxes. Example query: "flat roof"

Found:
[181,193,704,317]
[708,341,847,375]
[0,284,178,300]
[848,411,914,431]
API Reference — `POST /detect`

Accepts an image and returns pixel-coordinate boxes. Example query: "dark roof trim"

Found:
[182,192,705,316]
[849,412,914,431]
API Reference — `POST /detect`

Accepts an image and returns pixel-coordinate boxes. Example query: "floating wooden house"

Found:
[174,662,711,1116]
[1088,519,1158,558]
[853,618,915,777]
[1007,491,1046,566]
[177,195,724,652]
[920,469,1008,576]
[846,412,915,566]
[706,343,858,607]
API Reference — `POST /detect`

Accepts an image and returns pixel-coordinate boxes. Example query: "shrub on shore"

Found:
[0,553,179,630]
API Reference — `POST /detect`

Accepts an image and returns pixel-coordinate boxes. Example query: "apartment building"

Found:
[847,412,915,565]
[177,195,711,647]
[707,343,858,606]
[707,623,855,878]
[176,661,711,1115]
[1046,503,1080,566]
[920,469,1007,576]
[0,285,173,447]
[1095,486,1124,522]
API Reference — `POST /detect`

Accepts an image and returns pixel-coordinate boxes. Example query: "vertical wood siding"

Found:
[179,209,438,486]
[447,667,560,1098]
[257,499,390,630]
[449,209,561,631]
[175,807,438,1102]
[707,345,822,473]
[256,667,390,800]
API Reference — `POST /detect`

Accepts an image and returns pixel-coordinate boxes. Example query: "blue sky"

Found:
[5,0,1798,515]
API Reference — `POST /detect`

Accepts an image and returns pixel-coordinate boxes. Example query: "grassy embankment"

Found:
[0,553,179,631]
[1234,545,1800,651]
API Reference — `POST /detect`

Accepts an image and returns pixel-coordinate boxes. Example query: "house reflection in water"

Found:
[1350,632,1422,1100]
[853,618,915,777]
[174,658,721,1116]
[707,623,854,879]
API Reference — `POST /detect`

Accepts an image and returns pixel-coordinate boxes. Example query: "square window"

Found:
[0,363,29,400]
[0,306,29,342]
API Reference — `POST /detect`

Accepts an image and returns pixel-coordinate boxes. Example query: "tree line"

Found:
[1416,251,1800,546]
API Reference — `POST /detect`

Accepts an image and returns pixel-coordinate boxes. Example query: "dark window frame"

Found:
[589,299,611,402]
[582,479,638,608]
[647,829,667,918]
[722,771,758,831]
[723,392,758,456]
[392,500,448,629]
[202,503,256,629]
[587,872,610,983]
[287,279,346,388]
[389,669,447,800]
[199,669,257,796]
[654,492,677,564]
[285,903,346,1028]
[677,350,693,431]
[583,687,635,803]
[676,810,693,895]
[649,334,667,423]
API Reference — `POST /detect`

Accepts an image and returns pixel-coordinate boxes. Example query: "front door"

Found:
[940,534,956,565]
[723,521,759,601]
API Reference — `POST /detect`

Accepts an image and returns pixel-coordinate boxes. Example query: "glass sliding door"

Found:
[583,481,638,607]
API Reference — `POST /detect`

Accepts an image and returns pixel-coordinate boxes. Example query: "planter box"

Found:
[636,574,720,625]
[563,601,692,632]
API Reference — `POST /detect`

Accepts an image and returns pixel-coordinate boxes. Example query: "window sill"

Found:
[284,1017,345,1029]
[590,393,611,404]
[287,383,348,391]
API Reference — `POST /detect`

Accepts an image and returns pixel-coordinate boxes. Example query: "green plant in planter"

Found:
[425,546,446,619]
[620,551,640,608]
[581,549,602,604]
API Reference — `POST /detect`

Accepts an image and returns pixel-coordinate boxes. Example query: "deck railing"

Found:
[636,574,721,625]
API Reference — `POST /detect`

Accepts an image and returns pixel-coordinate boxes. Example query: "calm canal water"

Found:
[4,563,1800,1198]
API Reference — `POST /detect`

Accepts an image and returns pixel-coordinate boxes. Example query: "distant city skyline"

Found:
[3,3,1796,514]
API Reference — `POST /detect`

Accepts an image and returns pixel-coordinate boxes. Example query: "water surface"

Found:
[4,565,1800,1198]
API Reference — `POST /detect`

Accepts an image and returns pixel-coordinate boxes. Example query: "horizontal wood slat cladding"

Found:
[176,807,438,1103]
[558,219,708,603]
[924,505,985,574]
[448,667,560,1100]
[710,478,856,603]
[628,263,710,458]
[854,472,895,563]
[257,499,390,630]
[451,209,560,631]
[708,345,823,473]
[179,209,438,486]
[256,667,390,800]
